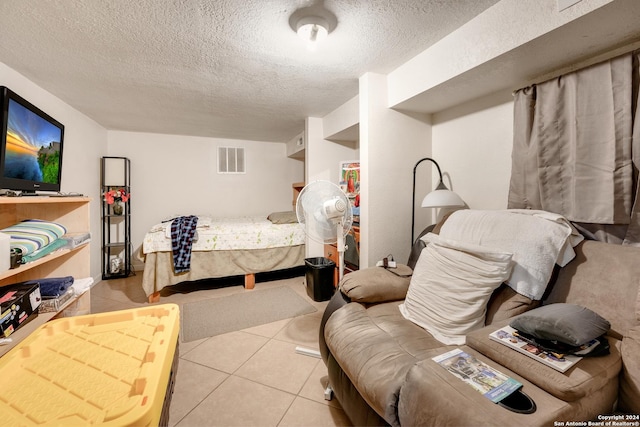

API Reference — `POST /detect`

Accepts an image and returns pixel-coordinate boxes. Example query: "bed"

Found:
[140,213,306,302]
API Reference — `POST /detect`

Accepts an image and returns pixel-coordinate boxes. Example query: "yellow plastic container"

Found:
[0,304,180,426]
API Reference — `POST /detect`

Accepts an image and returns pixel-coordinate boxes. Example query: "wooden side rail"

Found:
[244,273,255,289]
[149,291,161,303]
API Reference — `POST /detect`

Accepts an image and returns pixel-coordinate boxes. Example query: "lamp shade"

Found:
[421,188,465,208]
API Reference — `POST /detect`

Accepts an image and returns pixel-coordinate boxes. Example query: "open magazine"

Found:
[488,326,599,373]
[432,348,522,403]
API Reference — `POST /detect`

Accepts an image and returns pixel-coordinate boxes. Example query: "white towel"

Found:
[436,209,584,300]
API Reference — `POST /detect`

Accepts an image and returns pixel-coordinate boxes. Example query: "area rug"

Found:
[181,286,317,342]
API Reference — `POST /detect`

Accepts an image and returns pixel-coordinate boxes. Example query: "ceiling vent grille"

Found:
[217,147,245,174]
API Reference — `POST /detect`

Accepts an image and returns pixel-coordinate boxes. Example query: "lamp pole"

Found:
[412,158,443,246]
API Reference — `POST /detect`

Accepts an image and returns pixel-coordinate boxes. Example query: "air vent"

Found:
[218,147,245,174]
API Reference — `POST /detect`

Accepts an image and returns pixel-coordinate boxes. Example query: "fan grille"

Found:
[296,180,353,244]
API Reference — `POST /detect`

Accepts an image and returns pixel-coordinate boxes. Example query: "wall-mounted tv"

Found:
[0,86,64,194]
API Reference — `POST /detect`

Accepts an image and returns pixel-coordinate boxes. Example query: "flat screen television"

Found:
[0,86,64,194]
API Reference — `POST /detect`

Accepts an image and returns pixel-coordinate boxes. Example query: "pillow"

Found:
[267,211,298,224]
[509,303,611,346]
[2,219,67,255]
[399,233,513,345]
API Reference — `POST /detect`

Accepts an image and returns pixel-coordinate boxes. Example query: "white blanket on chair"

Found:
[437,209,584,300]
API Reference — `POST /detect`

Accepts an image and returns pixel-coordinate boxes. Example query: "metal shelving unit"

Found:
[100,156,132,279]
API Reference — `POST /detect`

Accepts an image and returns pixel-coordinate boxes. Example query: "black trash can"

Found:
[305,257,336,302]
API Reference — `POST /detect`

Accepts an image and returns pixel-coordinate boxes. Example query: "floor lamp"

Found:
[411,157,465,246]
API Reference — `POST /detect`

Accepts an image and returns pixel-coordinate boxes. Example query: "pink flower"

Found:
[103,188,130,205]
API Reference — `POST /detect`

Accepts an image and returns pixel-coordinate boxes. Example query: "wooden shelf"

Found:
[0,244,87,283]
[0,197,91,357]
[0,196,87,204]
[0,196,90,231]
[292,182,305,209]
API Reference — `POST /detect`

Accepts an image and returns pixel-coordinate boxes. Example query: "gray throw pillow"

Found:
[509,303,610,346]
[267,211,298,224]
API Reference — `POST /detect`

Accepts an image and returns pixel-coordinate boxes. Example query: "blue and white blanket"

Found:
[170,215,199,273]
[1,219,67,255]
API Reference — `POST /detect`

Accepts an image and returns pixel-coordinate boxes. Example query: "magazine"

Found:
[432,348,522,403]
[489,326,588,373]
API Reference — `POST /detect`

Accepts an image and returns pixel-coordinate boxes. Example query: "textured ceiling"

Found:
[0,0,499,142]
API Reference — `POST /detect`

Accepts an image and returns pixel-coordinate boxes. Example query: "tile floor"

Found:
[91,272,353,427]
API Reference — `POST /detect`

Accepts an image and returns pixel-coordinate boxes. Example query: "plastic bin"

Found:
[0,304,180,426]
[305,257,336,302]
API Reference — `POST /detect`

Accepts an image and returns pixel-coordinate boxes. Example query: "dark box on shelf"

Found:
[0,282,42,338]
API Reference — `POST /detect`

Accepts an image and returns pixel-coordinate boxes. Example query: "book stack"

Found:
[489,326,601,372]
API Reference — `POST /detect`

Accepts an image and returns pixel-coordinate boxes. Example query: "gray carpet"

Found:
[181,286,317,342]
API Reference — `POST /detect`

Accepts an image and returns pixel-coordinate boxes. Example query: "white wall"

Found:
[304,117,358,258]
[0,62,108,281]
[107,131,303,269]
[432,90,514,211]
[323,95,359,141]
[359,73,431,267]
[387,0,618,111]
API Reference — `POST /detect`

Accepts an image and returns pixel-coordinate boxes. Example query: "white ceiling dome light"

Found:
[289,5,337,51]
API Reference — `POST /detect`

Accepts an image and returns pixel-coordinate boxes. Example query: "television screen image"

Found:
[5,99,62,183]
[0,86,64,193]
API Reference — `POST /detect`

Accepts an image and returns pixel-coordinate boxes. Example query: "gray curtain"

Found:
[508,50,640,245]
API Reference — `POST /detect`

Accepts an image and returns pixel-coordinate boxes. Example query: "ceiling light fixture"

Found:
[289,5,337,51]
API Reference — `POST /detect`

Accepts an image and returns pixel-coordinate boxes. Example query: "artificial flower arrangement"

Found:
[103,188,130,204]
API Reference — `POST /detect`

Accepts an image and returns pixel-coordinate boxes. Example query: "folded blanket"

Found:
[21,238,68,264]
[2,219,67,255]
[438,209,584,300]
[25,276,74,297]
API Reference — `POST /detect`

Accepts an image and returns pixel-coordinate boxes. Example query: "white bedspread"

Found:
[437,209,584,300]
[142,216,305,254]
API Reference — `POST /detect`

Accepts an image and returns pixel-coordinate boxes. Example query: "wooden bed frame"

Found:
[141,245,305,303]
[147,273,256,303]
[144,186,307,303]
